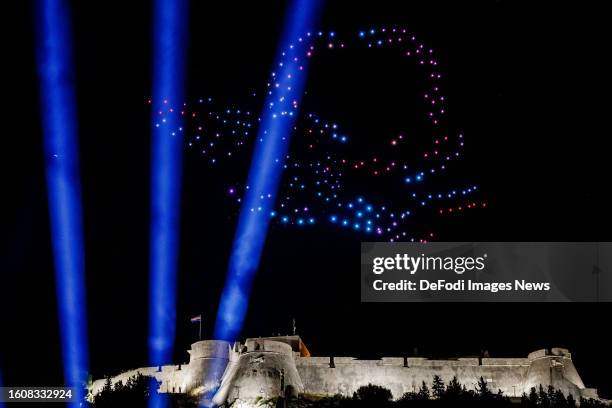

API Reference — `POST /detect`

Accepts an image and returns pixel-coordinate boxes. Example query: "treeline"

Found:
[85,373,608,408]
[88,373,199,408]
[283,376,608,408]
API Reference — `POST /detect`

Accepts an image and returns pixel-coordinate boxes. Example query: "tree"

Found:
[547,385,558,406]
[93,373,157,408]
[431,375,445,399]
[353,384,393,407]
[476,377,492,400]
[444,376,462,400]
[538,385,550,408]
[552,389,568,408]
[93,377,114,407]
[528,387,539,406]
[417,381,430,401]
[398,391,419,403]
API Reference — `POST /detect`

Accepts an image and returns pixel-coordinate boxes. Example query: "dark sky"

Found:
[2,0,611,399]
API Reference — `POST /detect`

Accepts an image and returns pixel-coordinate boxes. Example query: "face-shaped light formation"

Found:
[155,26,486,244]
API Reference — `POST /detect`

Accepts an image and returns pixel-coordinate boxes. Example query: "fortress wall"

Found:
[334,357,359,364]
[296,361,529,399]
[161,364,182,372]
[226,352,303,401]
[405,359,481,368]
[185,340,230,395]
[482,358,530,366]
[256,340,294,355]
[244,339,295,353]
[91,340,231,397]
[91,366,169,396]
[90,339,600,405]
[188,340,230,361]
[381,358,404,365]
[184,357,229,395]
[528,349,548,360]
[217,348,304,406]
[296,357,333,366]
[458,358,481,365]
[551,348,571,358]
[523,355,584,400]
[91,365,187,395]
[156,366,190,393]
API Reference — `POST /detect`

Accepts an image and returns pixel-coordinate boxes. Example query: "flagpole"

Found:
[199,316,202,340]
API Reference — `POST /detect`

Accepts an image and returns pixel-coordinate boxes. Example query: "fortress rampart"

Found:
[90,336,604,406]
[90,340,229,397]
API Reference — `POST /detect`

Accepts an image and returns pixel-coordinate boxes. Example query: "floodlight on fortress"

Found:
[148,0,189,407]
[35,0,89,403]
[214,0,323,342]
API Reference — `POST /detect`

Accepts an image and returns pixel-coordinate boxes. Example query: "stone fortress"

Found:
[90,335,607,406]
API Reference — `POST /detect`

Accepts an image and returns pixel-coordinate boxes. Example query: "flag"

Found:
[190,315,202,323]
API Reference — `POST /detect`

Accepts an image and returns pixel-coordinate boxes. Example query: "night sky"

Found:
[2,0,611,400]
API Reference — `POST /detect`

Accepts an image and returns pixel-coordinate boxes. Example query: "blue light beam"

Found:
[0,368,5,408]
[35,0,89,403]
[148,0,188,406]
[214,0,323,342]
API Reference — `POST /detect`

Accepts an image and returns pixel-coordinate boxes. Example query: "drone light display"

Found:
[153,26,486,243]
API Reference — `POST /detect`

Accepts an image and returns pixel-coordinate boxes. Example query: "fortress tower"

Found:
[212,338,305,407]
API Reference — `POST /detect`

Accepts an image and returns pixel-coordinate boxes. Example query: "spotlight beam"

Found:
[35,0,88,403]
[148,0,189,405]
[214,0,323,342]
[0,368,5,408]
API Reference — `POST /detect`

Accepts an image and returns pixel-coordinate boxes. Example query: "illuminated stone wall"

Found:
[90,340,229,398]
[90,337,602,406]
[295,349,588,400]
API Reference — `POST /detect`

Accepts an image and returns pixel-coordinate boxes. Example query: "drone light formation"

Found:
[156,27,486,245]
[35,0,89,403]
[148,1,189,407]
[213,0,323,343]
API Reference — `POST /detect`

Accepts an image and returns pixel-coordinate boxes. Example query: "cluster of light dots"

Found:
[439,201,488,215]
[151,27,486,242]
